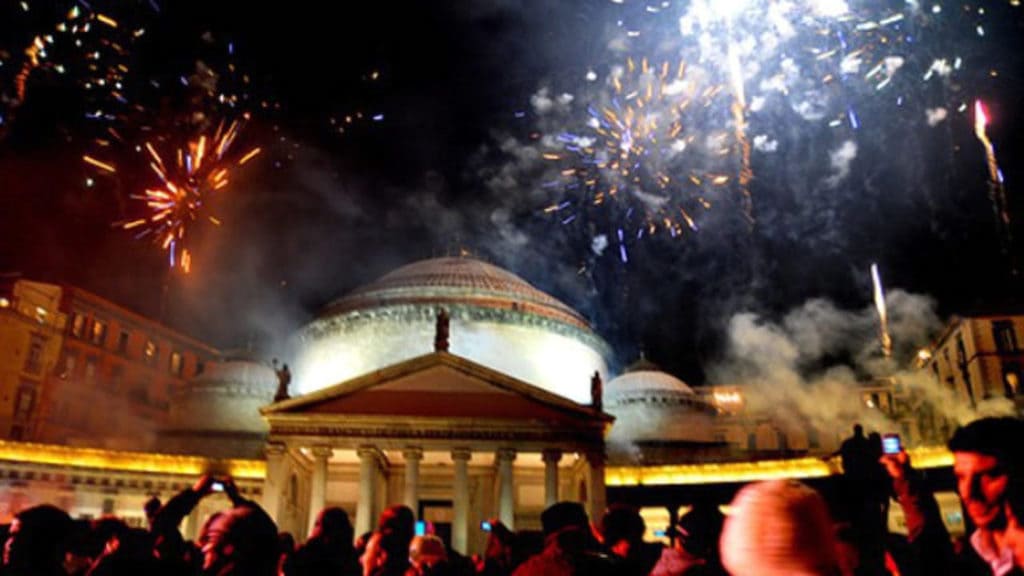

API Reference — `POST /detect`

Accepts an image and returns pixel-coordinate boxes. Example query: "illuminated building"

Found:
[920,314,1023,409]
[0,278,217,447]
[292,258,610,403]
[0,259,1000,549]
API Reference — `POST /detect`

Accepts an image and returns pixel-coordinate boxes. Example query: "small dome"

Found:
[162,356,279,459]
[190,356,279,392]
[606,358,696,404]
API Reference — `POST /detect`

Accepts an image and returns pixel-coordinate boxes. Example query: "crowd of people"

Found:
[2,416,1024,575]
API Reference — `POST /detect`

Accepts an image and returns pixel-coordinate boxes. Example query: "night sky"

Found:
[2,0,1023,384]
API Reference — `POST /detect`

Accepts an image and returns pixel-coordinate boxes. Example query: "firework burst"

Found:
[518,0,1003,262]
[117,116,260,273]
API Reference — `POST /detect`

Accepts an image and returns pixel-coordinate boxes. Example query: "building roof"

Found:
[265,350,610,422]
[262,351,612,452]
[318,257,590,330]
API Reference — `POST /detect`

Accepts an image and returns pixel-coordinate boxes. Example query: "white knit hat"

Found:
[720,480,837,576]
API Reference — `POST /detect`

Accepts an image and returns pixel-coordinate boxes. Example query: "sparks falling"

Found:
[543,56,717,241]
[974,100,1016,275]
[118,117,259,273]
[870,263,892,358]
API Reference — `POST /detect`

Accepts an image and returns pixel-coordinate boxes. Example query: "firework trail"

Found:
[972,99,1015,274]
[871,263,892,358]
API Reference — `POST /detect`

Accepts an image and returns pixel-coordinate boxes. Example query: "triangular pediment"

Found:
[261,352,610,425]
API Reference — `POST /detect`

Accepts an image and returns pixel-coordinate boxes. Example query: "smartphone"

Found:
[882,433,902,455]
[415,520,427,537]
[480,520,492,532]
[211,481,225,492]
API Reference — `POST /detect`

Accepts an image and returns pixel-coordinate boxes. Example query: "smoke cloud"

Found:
[824,140,857,188]
[708,290,1013,443]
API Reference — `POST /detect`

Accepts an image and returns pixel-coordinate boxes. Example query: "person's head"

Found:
[144,496,162,525]
[541,502,589,537]
[409,534,447,568]
[3,504,73,572]
[675,502,724,561]
[599,504,645,555]
[720,480,837,576]
[853,424,864,437]
[200,506,278,576]
[311,507,354,549]
[374,504,413,557]
[948,417,1024,530]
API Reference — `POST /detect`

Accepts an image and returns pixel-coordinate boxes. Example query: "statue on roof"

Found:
[274,360,291,403]
[591,371,603,412]
[434,308,450,352]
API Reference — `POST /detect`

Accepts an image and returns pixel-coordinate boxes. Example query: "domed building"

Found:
[604,357,722,465]
[161,352,279,459]
[253,256,614,550]
[291,257,610,404]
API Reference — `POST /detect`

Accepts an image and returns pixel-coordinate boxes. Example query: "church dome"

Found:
[606,357,697,405]
[321,257,589,330]
[604,358,716,460]
[162,353,278,459]
[292,257,610,403]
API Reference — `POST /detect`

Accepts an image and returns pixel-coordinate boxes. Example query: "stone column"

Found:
[496,448,517,529]
[451,448,472,554]
[308,445,333,536]
[356,446,379,536]
[541,449,562,507]
[403,447,423,517]
[261,442,287,523]
[585,451,606,521]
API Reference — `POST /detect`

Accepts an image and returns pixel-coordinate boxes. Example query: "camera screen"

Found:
[882,435,901,454]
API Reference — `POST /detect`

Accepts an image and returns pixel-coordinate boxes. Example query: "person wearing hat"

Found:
[881,416,1024,575]
[719,479,839,576]
[512,501,618,576]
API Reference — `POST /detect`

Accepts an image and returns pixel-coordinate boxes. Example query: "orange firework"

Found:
[119,116,260,273]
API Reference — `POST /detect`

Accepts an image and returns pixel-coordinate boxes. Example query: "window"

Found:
[747,433,757,451]
[196,360,205,376]
[993,320,1019,354]
[169,351,183,377]
[71,313,86,338]
[61,351,78,379]
[117,331,130,355]
[23,333,45,375]
[91,320,107,346]
[144,340,158,366]
[84,356,98,384]
[109,365,124,392]
[777,430,789,451]
[14,385,35,420]
[1005,364,1021,398]
[808,428,821,449]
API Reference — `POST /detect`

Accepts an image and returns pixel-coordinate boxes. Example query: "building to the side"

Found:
[0,278,219,447]
[920,314,1024,408]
